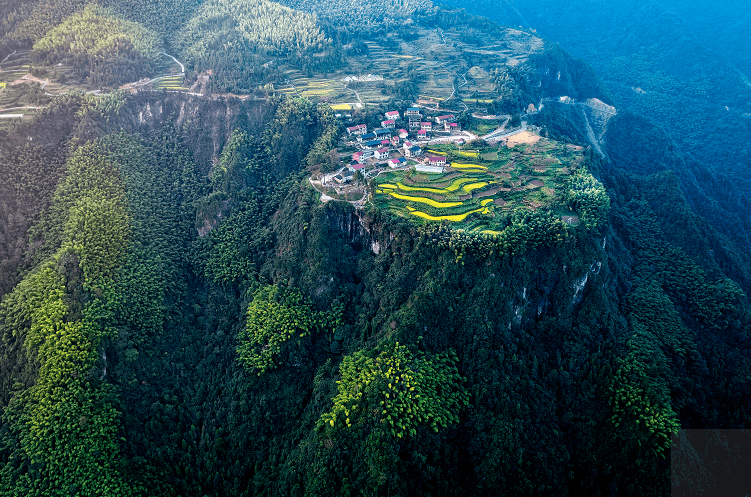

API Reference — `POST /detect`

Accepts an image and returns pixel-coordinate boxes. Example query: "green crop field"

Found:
[152,75,189,91]
[370,134,585,232]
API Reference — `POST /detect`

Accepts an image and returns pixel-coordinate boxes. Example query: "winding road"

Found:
[162,52,185,74]
[122,52,186,90]
[0,50,17,66]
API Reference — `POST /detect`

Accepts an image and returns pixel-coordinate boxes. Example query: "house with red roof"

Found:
[388,157,407,168]
[446,122,461,133]
[421,122,432,131]
[417,129,428,139]
[435,114,456,124]
[346,124,367,136]
[385,110,400,120]
[429,156,447,167]
[381,119,396,129]
[398,129,408,139]
[375,148,390,159]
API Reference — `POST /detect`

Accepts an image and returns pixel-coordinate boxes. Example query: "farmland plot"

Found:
[371,134,584,232]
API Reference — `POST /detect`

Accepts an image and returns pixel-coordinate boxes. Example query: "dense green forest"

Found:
[31,5,161,86]
[172,0,336,92]
[1,0,750,495]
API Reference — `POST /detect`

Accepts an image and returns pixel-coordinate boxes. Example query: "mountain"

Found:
[0,1,749,496]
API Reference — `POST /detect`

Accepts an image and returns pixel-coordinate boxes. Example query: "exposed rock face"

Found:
[120,92,274,174]
[582,98,617,143]
[325,203,378,253]
[325,201,612,331]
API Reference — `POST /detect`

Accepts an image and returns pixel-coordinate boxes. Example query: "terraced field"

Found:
[371,135,584,231]
[0,51,32,80]
[275,76,356,102]
[287,23,538,110]
[152,75,189,91]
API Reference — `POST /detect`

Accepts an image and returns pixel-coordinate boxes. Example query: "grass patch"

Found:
[471,123,498,134]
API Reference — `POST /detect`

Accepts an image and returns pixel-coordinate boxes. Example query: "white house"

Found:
[346,124,367,135]
[428,156,447,167]
[388,157,406,168]
[375,148,390,159]
[446,122,461,133]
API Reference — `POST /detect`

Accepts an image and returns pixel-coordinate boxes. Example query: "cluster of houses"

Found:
[401,107,462,137]
[333,107,463,184]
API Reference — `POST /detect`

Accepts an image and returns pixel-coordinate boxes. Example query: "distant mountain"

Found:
[436,0,751,287]
[435,0,751,170]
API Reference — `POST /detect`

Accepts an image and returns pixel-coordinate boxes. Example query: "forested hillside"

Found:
[172,0,336,92]
[0,0,750,496]
[31,5,161,86]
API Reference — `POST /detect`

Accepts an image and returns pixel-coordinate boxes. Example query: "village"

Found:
[316,106,476,191]
[306,101,584,231]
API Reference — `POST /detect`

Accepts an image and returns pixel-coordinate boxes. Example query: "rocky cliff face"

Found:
[119,92,275,173]
[325,200,610,332]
